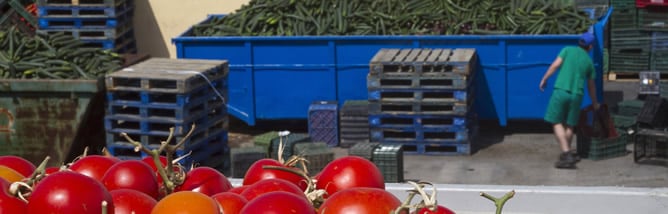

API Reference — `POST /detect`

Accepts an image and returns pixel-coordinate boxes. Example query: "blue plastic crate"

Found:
[368,113,470,132]
[652,31,668,52]
[37,0,129,8]
[369,126,474,144]
[37,1,133,18]
[367,73,473,91]
[106,80,226,107]
[80,30,134,49]
[106,59,229,94]
[308,101,339,147]
[106,130,228,167]
[368,48,476,76]
[105,117,228,148]
[368,100,472,116]
[36,18,133,39]
[368,88,471,103]
[37,10,132,29]
[107,89,226,121]
[104,111,227,136]
[378,142,471,156]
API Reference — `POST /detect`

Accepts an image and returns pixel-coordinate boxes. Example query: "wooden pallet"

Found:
[607,71,668,81]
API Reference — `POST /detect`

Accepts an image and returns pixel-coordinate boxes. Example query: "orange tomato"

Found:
[151,191,220,214]
[0,166,24,183]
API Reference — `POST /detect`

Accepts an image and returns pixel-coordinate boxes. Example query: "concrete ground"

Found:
[228,81,668,188]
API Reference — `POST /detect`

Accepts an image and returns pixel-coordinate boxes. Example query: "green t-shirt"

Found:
[553,46,595,95]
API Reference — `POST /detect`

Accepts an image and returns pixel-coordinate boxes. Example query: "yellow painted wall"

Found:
[134,0,249,58]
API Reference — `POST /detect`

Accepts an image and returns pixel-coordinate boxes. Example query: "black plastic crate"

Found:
[617,99,646,116]
[634,128,668,163]
[348,142,379,160]
[372,144,404,183]
[293,142,334,176]
[253,131,279,153]
[637,96,668,127]
[340,100,369,117]
[230,146,266,178]
[269,133,311,161]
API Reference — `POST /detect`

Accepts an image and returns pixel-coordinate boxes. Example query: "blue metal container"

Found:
[173,9,612,126]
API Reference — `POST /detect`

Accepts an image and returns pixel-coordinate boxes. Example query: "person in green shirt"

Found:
[539,32,600,169]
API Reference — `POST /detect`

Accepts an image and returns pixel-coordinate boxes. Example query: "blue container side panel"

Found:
[336,40,418,104]
[173,9,611,126]
[252,41,337,119]
[506,39,574,119]
[175,41,256,125]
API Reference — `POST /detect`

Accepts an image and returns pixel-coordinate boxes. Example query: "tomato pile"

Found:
[0,131,514,214]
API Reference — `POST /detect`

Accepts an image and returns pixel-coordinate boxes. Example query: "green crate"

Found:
[578,134,629,161]
[230,146,267,178]
[617,99,646,116]
[253,131,279,152]
[348,142,380,161]
[372,144,404,183]
[293,142,334,176]
[270,133,311,161]
[0,79,106,167]
[634,128,668,162]
[610,7,638,29]
[612,114,637,129]
[610,0,636,8]
[638,8,668,29]
[651,51,668,71]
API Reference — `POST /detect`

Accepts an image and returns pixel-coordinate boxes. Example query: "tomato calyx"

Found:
[480,190,515,214]
[262,162,327,208]
[7,156,52,202]
[392,181,454,214]
[119,124,196,195]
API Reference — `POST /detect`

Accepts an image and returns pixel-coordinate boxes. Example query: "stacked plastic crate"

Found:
[35,0,136,53]
[338,100,370,148]
[104,58,230,173]
[367,48,477,155]
[308,101,339,147]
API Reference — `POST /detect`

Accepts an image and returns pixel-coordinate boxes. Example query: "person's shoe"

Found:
[569,150,581,163]
[555,152,577,169]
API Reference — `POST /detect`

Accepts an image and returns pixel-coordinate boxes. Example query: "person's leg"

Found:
[564,125,574,150]
[553,123,571,152]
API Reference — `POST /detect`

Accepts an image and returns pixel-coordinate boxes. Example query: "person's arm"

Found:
[540,57,563,92]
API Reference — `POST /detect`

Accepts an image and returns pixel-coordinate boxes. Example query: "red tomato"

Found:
[102,160,160,199]
[110,189,158,214]
[151,191,220,214]
[44,167,61,175]
[175,167,232,196]
[0,166,24,183]
[69,155,120,182]
[240,178,306,201]
[316,156,385,197]
[141,156,168,183]
[0,178,27,214]
[0,156,35,177]
[26,171,114,214]
[228,185,249,194]
[239,191,315,214]
[242,158,308,191]
[318,187,401,214]
[415,206,456,214]
[211,192,248,214]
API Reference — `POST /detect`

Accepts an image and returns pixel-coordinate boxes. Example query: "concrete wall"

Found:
[134,0,249,58]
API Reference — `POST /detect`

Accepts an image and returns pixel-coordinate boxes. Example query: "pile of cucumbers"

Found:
[0,26,123,79]
[192,0,594,36]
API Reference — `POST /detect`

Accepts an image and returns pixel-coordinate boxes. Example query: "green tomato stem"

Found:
[480,190,515,214]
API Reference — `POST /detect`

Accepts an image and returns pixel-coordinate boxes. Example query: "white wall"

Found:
[134,0,250,58]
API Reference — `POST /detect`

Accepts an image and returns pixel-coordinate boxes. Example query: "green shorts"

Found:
[544,88,583,127]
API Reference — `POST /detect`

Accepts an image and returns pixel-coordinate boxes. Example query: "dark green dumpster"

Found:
[0,79,106,167]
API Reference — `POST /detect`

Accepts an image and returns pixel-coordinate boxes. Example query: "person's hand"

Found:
[593,102,600,110]
[539,79,546,92]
